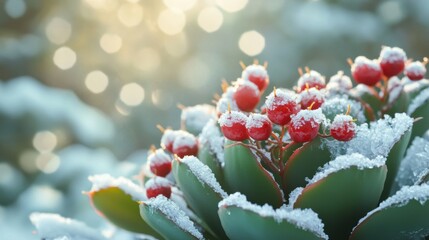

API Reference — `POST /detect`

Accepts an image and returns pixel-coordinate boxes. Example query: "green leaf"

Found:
[384,89,409,117]
[411,102,429,141]
[350,184,429,240]
[198,144,225,189]
[140,196,203,240]
[89,187,161,237]
[293,156,387,240]
[282,137,331,195]
[380,128,412,200]
[353,88,383,121]
[223,140,283,208]
[172,157,228,239]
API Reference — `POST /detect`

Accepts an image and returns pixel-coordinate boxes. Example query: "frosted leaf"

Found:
[326,71,352,92]
[180,156,227,198]
[321,95,366,123]
[88,174,146,201]
[408,87,429,115]
[199,119,225,165]
[145,195,204,240]
[30,213,105,240]
[218,110,247,128]
[323,113,413,159]
[181,104,217,134]
[172,131,197,149]
[218,193,328,240]
[265,88,299,110]
[403,79,429,93]
[287,187,304,208]
[396,137,429,188]
[242,64,268,81]
[290,108,326,129]
[387,77,403,104]
[307,153,386,185]
[357,184,429,227]
[379,46,407,63]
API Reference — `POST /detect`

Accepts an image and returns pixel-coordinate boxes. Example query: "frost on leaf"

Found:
[145,195,204,240]
[199,119,225,165]
[30,213,105,240]
[396,137,429,188]
[218,192,328,240]
[88,174,146,201]
[321,95,366,123]
[181,104,217,133]
[408,87,429,115]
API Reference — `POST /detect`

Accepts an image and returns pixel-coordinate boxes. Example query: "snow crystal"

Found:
[161,129,178,149]
[144,195,204,240]
[321,95,366,123]
[242,64,268,81]
[30,213,105,240]
[216,97,238,115]
[290,108,326,128]
[145,177,172,189]
[218,110,248,128]
[357,184,429,227]
[180,156,227,197]
[408,87,429,115]
[396,137,429,188]
[330,114,355,130]
[265,88,299,110]
[299,87,325,102]
[297,70,326,89]
[172,131,197,149]
[221,86,236,99]
[287,187,304,208]
[218,193,328,240]
[379,46,407,63]
[326,71,352,92]
[246,113,270,129]
[234,78,260,95]
[353,56,381,71]
[181,104,217,133]
[88,174,146,201]
[405,61,426,76]
[199,119,225,165]
[148,149,171,165]
[307,153,386,185]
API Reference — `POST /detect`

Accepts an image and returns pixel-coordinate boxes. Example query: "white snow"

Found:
[218,193,328,240]
[88,174,146,201]
[299,87,325,103]
[181,104,217,133]
[387,76,403,104]
[326,71,353,92]
[161,129,179,150]
[145,177,172,189]
[353,56,381,71]
[405,61,426,76]
[144,195,204,240]
[379,46,407,63]
[287,187,304,208]
[218,110,248,128]
[199,119,225,165]
[330,114,355,130]
[297,70,326,90]
[234,78,260,95]
[180,156,227,197]
[30,213,106,240]
[246,113,270,129]
[242,64,268,81]
[148,149,171,165]
[356,184,429,227]
[403,79,429,93]
[290,108,326,128]
[408,87,429,115]
[172,131,197,149]
[265,88,299,110]
[396,137,429,187]
[216,97,239,115]
[321,95,366,123]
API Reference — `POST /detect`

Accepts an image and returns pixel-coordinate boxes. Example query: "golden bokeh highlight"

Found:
[239,30,265,56]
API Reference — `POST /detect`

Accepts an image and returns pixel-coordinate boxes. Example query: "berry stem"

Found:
[239,61,246,70]
[227,142,280,174]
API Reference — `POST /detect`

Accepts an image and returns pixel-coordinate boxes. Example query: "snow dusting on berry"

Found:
[330,114,354,129]
[161,129,179,152]
[265,88,298,110]
[353,56,381,71]
[218,110,247,127]
[297,70,326,91]
[379,46,407,63]
[148,149,171,165]
[145,177,173,189]
[242,64,268,81]
[405,61,427,81]
[246,113,268,129]
[172,131,197,149]
[326,71,353,92]
[218,192,328,240]
[216,97,238,115]
[290,109,326,128]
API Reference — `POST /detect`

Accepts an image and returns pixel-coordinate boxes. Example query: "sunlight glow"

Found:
[239,30,265,56]
[85,70,109,93]
[198,7,224,33]
[53,47,77,70]
[157,9,186,35]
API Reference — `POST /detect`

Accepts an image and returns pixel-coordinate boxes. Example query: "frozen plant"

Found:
[32,47,429,240]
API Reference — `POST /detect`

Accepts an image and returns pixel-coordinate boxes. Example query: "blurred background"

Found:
[0,0,428,239]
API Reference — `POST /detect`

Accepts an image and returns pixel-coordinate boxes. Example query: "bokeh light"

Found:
[53,47,77,70]
[198,7,224,33]
[239,30,265,56]
[157,9,186,35]
[32,131,57,153]
[45,18,72,45]
[163,0,197,11]
[99,33,122,54]
[216,0,248,12]
[117,2,144,27]
[85,70,109,94]
[119,83,145,106]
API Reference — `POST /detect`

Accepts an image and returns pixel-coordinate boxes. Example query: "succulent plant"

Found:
[32,47,429,240]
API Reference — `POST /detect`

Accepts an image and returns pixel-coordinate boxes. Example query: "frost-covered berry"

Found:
[297,70,326,92]
[233,80,260,112]
[299,88,324,110]
[246,114,272,141]
[265,88,300,125]
[288,109,325,143]
[172,131,198,158]
[330,114,356,141]
[326,71,353,92]
[405,60,427,81]
[216,97,238,117]
[241,64,269,91]
[218,110,249,141]
[379,46,407,77]
[160,129,179,153]
[145,177,172,199]
[351,56,382,86]
[148,149,172,177]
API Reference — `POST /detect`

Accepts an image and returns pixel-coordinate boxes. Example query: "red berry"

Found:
[379,46,407,77]
[148,149,172,177]
[145,177,172,199]
[242,64,269,91]
[297,70,326,92]
[351,56,382,86]
[265,89,300,125]
[405,61,427,81]
[288,109,325,143]
[218,111,249,141]
[299,88,324,110]
[330,114,356,141]
[246,114,272,141]
[160,129,178,153]
[326,71,352,92]
[233,80,260,112]
[172,131,198,158]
